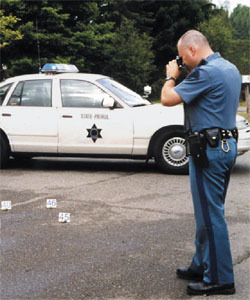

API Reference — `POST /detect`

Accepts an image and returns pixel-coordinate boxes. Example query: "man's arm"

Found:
[161,80,182,106]
[161,59,183,107]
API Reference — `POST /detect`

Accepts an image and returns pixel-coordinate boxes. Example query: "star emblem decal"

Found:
[87,124,102,143]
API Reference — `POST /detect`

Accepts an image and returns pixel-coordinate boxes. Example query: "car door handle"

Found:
[2,113,11,117]
[62,115,73,118]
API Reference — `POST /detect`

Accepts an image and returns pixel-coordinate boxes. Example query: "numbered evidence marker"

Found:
[1,201,12,211]
[46,199,57,209]
[58,212,70,223]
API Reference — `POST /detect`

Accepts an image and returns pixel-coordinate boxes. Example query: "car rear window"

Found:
[0,83,13,105]
[8,80,52,107]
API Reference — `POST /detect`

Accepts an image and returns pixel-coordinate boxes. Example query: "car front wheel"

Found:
[154,128,189,174]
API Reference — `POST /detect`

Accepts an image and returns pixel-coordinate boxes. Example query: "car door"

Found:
[57,79,133,154]
[1,79,58,153]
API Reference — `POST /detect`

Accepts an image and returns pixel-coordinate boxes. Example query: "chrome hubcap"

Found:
[162,137,189,167]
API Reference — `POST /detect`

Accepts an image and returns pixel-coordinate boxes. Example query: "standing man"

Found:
[161,30,241,296]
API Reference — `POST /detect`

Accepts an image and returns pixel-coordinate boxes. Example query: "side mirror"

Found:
[102,94,115,108]
[143,85,152,98]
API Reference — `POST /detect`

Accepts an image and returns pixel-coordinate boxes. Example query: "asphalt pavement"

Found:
[0,151,249,300]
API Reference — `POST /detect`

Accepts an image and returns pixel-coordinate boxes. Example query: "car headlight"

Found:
[236,115,249,130]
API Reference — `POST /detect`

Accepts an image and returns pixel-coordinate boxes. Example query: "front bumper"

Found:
[238,125,250,155]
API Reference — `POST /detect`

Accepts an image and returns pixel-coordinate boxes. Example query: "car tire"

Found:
[154,128,189,174]
[0,134,10,169]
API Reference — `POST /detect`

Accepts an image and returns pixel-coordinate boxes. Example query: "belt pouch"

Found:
[204,128,220,147]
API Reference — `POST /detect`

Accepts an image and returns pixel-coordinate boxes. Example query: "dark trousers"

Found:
[189,138,237,284]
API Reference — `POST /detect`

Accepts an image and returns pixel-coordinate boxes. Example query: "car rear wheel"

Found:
[154,128,189,174]
[0,134,10,169]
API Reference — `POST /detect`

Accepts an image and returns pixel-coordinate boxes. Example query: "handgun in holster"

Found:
[186,132,209,168]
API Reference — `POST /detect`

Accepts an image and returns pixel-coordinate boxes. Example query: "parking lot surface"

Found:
[1,152,250,300]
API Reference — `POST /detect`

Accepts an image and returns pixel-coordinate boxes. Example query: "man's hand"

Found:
[161,59,182,107]
[166,59,181,79]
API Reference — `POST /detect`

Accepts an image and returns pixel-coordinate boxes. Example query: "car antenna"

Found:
[36,19,41,73]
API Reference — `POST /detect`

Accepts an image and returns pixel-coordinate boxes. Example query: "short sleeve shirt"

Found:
[174,53,241,132]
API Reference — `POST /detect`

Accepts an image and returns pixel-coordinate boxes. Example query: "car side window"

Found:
[0,83,13,105]
[61,79,106,108]
[8,80,52,107]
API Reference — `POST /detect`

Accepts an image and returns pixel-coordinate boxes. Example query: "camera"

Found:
[176,56,183,69]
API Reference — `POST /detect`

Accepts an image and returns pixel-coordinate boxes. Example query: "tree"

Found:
[99,0,213,96]
[102,18,155,93]
[0,0,215,96]
[230,4,249,75]
[230,5,249,40]
[0,10,23,48]
[228,39,249,75]
[0,0,155,93]
[0,1,116,78]
[198,9,233,57]
[198,8,249,75]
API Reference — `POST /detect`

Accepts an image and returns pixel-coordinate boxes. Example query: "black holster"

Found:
[186,132,209,168]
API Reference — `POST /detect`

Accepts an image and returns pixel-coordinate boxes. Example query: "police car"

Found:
[0,63,249,174]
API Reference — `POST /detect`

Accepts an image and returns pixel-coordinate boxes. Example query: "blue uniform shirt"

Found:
[174,53,241,132]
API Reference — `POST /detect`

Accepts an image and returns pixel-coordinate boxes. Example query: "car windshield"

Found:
[97,78,151,107]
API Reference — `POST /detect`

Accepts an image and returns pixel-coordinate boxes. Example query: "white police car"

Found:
[0,64,249,174]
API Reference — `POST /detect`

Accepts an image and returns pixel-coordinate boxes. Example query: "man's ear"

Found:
[189,46,196,57]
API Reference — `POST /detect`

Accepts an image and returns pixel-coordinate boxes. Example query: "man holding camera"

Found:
[161,30,241,296]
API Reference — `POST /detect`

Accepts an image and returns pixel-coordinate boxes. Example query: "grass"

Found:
[239,100,248,119]
[238,112,248,119]
[240,99,247,107]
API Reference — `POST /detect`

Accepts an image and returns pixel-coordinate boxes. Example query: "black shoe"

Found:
[187,282,236,296]
[176,266,203,281]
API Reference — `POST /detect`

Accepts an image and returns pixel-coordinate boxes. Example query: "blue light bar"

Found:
[41,63,79,73]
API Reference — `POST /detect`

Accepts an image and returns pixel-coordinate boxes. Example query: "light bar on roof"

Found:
[41,63,79,73]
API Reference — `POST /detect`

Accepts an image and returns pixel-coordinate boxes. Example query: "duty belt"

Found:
[207,128,238,153]
[186,128,238,156]
[219,128,238,140]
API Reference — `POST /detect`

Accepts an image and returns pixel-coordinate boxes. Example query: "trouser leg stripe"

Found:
[195,166,218,283]
[222,170,230,203]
